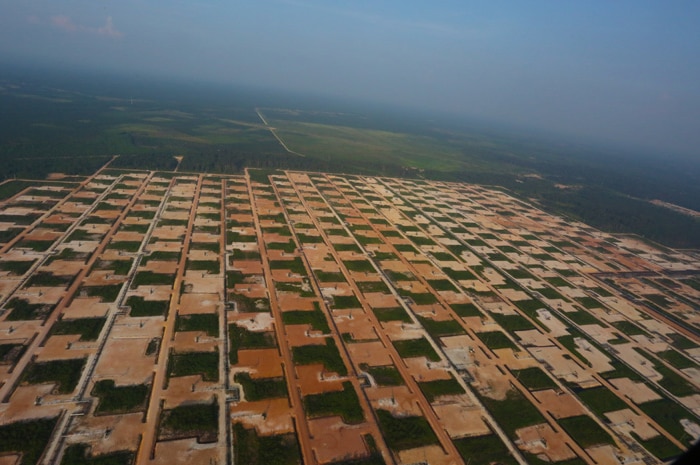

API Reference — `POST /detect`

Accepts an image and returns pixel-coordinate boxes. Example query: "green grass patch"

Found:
[657,349,697,370]
[638,398,697,443]
[17,239,54,251]
[450,303,483,317]
[0,260,36,275]
[372,306,411,323]
[235,372,288,401]
[25,271,74,287]
[292,338,347,376]
[454,434,519,465]
[558,415,614,448]
[375,409,438,451]
[232,423,301,465]
[333,243,361,253]
[576,386,628,415]
[418,374,465,402]
[669,333,699,350]
[443,268,477,280]
[611,320,648,337]
[168,351,219,382]
[5,297,55,321]
[282,307,330,333]
[187,259,220,275]
[476,331,518,351]
[59,444,133,465]
[417,315,466,338]
[269,257,306,275]
[574,296,603,309]
[477,388,546,438]
[0,417,59,465]
[356,280,390,293]
[315,270,346,283]
[159,399,218,443]
[106,241,141,252]
[131,271,175,288]
[175,313,219,337]
[228,324,276,365]
[126,296,169,317]
[655,363,698,397]
[491,313,536,333]
[392,337,440,361]
[267,241,296,253]
[22,357,86,394]
[396,288,438,305]
[80,284,123,303]
[141,250,180,264]
[630,431,683,462]
[427,279,457,292]
[304,381,364,424]
[94,259,133,276]
[190,241,220,253]
[91,379,149,415]
[333,294,362,309]
[512,367,557,391]
[343,260,375,273]
[361,364,404,386]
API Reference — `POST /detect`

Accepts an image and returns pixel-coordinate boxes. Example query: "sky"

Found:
[1,0,699,158]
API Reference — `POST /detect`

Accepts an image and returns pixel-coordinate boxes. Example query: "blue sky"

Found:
[1,1,699,157]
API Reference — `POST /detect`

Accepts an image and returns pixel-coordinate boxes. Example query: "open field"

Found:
[0,165,698,465]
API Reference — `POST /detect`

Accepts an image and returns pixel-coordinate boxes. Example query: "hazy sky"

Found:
[1,1,699,157]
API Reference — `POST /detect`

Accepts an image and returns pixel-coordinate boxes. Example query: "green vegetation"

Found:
[60,444,133,465]
[282,306,330,333]
[131,271,175,288]
[25,271,74,287]
[450,302,483,317]
[94,259,133,276]
[512,367,557,391]
[361,364,404,386]
[160,399,218,443]
[269,257,306,275]
[187,259,220,275]
[0,417,59,465]
[611,320,648,337]
[417,315,466,338]
[630,431,683,462]
[52,317,106,341]
[490,313,535,333]
[5,297,54,321]
[476,331,518,351]
[91,379,149,414]
[176,313,219,337]
[375,409,438,451]
[396,288,437,305]
[668,333,699,350]
[22,357,86,394]
[106,241,141,252]
[372,306,411,323]
[304,381,364,424]
[638,398,697,443]
[235,372,288,401]
[356,280,390,293]
[657,349,697,370]
[392,337,440,361]
[333,294,362,309]
[141,250,180,264]
[292,338,347,375]
[0,259,36,275]
[233,423,301,465]
[314,270,346,283]
[454,434,519,465]
[343,260,375,273]
[477,388,545,438]
[126,296,169,317]
[168,351,219,382]
[228,324,276,365]
[80,284,123,303]
[655,363,698,397]
[427,279,457,292]
[558,415,614,448]
[418,375,465,402]
[576,386,628,415]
